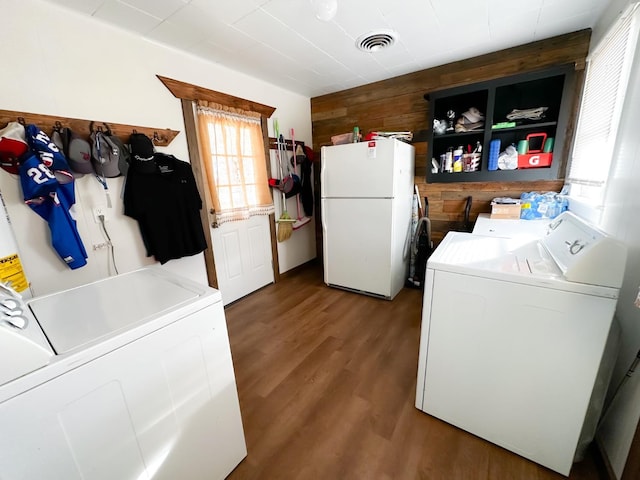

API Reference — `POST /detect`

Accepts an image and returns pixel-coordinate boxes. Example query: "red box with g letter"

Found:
[517,132,553,169]
[518,152,553,168]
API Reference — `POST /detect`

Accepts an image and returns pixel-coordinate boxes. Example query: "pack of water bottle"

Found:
[519,191,568,220]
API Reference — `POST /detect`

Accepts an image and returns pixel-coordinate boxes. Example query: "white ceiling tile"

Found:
[262,0,323,22]
[490,25,537,46]
[369,0,433,17]
[489,0,543,17]
[304,57,355,77]
[430,0,490,28]
[535,10,594,39]
[189,0,262,24]
[263,0,353,55]
[332,4,392,39]
[93,0,162,34]
[369,42,417,69]
[146,20,204,50]
[539,0,599,24]
[382,2,442,39]
[168,3,261,52]
[119,0,185,20]
[489,11,539,43]
[209,25,261,52]
[233,9,325,63]
[44,0,106,15]
[163,3,217,33]
[234,42,297,76]
[186,40,234,64]
[385,61,425,78]
[398,26,453,61]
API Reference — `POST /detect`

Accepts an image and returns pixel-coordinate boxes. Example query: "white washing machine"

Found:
[415,212,627,476]
[0,267,246,479]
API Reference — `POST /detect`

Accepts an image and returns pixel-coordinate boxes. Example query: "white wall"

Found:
[592,1,640,478]
[0,0,315,296]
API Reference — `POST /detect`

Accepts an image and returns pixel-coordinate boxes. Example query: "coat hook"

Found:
[17,117,25,125]
[54,121,63,131]
[102,122,112,135]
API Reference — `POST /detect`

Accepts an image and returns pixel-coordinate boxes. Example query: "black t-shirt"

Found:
[123,153,207,264]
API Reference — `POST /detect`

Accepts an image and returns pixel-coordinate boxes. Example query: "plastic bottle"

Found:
[353,126,360,143]
[444,147,453,173]
[453,146,463,172]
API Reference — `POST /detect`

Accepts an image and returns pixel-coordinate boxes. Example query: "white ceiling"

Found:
[43,0,610,97]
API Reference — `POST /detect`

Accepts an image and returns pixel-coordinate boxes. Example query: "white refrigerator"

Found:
[321,138,415,300]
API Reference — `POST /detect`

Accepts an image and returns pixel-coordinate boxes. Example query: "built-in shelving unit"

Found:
[425,65,575,183]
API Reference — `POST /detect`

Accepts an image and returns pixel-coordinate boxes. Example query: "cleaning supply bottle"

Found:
[453,146,463,172]
[444,147,453,173]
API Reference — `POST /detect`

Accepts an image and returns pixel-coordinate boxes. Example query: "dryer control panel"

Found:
[542,212,627,287]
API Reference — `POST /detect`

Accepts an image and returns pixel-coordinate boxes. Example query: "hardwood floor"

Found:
[224,261,604,480]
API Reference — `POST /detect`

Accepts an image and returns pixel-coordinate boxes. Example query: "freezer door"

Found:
[322,198,392,297]
[321,140,398,198]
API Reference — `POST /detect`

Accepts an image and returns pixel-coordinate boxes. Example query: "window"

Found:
[566,4,640,223]
[196,102,274,226]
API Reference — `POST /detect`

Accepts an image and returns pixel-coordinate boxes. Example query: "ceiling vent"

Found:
[356,30,397,52]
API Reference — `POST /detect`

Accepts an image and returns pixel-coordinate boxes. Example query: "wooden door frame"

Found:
[158,75,280,287]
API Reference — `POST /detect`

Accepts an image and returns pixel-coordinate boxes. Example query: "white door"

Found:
[211,215,274,306]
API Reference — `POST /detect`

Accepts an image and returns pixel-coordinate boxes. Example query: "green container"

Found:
[517,140,528,155]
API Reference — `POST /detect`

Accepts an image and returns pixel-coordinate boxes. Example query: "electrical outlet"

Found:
[93,206,109,223]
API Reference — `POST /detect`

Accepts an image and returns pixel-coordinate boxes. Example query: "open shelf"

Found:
[424,65,575,183]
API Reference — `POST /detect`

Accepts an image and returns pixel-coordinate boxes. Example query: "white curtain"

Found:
[196,101,274,226]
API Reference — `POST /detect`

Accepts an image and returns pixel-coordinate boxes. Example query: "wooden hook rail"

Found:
[268,137,305,152]
[0,109,180,147]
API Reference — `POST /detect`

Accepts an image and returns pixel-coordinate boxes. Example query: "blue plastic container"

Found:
[488,139,501,171]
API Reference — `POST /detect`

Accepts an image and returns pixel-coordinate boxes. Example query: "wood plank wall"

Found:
[311,30,590,245]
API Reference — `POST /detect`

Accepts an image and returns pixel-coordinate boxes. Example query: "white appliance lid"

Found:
[428,233,560,276]
[28,268,216,354]
[427,232,619,297]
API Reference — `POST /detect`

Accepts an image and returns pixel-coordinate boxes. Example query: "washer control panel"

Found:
[0,283,53,387]
[542,212,627,287]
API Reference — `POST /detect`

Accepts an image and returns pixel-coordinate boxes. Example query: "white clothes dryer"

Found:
[415,212,626,476]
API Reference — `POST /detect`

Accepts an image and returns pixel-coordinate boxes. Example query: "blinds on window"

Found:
[567,4,639,203]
